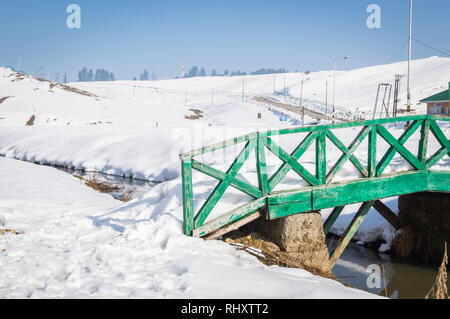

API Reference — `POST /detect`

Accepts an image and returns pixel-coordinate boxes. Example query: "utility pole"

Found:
[300,79,304,126]
[242,79,245,100]
[273,76,275,95]
[325,80,328,114]
[284,76,286,102]
[16,56,21,72]
[407,0,413,113]
[333,56,350,122]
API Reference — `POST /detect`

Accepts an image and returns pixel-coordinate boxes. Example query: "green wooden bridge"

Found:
[180,115,450,268]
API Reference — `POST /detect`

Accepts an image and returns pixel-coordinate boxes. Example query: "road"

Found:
[253,96,348,122]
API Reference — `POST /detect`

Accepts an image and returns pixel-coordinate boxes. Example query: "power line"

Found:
[412,38,450,57]
[386,39,409,64]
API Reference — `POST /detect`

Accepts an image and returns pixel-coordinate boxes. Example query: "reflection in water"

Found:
[329,239,447,299]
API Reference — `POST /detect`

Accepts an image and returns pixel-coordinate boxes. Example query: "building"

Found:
[420,82,450,116]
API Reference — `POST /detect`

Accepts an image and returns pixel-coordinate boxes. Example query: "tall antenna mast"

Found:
[407,0,413,113]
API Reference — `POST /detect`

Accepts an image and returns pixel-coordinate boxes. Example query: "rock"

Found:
[394,192,450,264]
[254,212,330,273]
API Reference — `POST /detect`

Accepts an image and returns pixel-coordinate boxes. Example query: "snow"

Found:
[0,57,448,298]
[0,157,376,298]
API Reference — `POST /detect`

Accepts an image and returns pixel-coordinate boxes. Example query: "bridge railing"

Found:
[180,115,450,238]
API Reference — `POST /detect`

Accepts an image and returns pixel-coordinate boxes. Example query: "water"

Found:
[330,240,446,299]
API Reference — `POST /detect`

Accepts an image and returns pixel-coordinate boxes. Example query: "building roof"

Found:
[420,82,450,103]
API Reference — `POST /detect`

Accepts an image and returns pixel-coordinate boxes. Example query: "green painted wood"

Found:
[256,133,270,195]
[268,131,318,191]
[316,130,326,184]
[418,120,430,163]
[181,115,449,238]
[326,130,368,177]
[377,125,426,170]
[191,160,262,199]
[429,120,450,154]
[328,201,375,268]
[427,170,450,191]
[326,126,371,183]
[181,159,194,235]
[180,133,257,160]
[323,206,345,235]
[376,119,422,176]
[368,126,377,177]
[266,115,427,137]
[267,171,446,219]
[192,198,267,237]
[426,146,449,168]
[264,136,319,186]
[194,141,256,228]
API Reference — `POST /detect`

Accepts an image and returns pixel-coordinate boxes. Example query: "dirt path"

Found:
[253,96,348,122]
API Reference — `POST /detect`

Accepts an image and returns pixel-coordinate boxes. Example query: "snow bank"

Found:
[0,157,376,298]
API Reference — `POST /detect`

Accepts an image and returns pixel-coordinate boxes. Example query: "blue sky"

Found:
[1,0,449,81]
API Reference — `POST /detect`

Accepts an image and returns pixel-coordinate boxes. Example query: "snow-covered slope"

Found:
[0,57,448,298]
[0,157,376,298]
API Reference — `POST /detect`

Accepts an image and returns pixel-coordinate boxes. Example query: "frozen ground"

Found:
[0,57,448,298]
[0,157,377,298]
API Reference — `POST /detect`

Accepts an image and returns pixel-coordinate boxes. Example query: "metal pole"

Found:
[333,59,336,114]
[407,0,413,113]
[325,80,328,114]
[300,80,304,126]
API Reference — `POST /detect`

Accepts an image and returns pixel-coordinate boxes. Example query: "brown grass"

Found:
[0,96,12,104]
[120,188,135,202]
[391,227,415,258]
[425,242,448,299]
[25,115,35,126]
[224,232,335,279]
[184,109,204,120]
[74,174,121,193]
[0,229,19,236]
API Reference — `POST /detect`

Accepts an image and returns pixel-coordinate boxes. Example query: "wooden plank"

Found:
[316,130,326,184]
[191,160,262,199]
[368,126,377,177]
[266,115,426,137]
[427,171,450,191]
[203,211,262,240]
[267,170,431,219]
[180,133,257,160]
[377,125,425,170]
[376,119,422,176]
[268,131,318,191]
[192,198,267,237]
[328,201,376,268]
[418,120,430,163]
[264,136,319,186]
[323,206,345,235]
[373,200,399,229]
[426,146,449,168]
[313,170,429,210]
[429,120,450,154]
[256,133,270,195]
[326,130,368,177]
[181,159,194,235]
[326,126,371,183]
[194,141,255,228]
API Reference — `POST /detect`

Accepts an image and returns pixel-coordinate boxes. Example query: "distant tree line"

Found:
[179,66,293,78]
[77,67,115,82]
